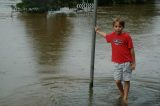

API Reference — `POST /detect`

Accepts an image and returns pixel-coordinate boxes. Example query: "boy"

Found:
[95,17,136,102]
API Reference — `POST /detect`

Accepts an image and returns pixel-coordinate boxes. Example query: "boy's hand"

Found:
[95,26,100,32]
[130,62,136,70]
[94,26,107,37]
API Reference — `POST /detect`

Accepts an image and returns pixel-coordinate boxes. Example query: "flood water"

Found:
[0,0,160,106]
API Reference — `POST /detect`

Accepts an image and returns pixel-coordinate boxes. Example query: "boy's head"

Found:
[112,17,125,34]
[113,17,125,28]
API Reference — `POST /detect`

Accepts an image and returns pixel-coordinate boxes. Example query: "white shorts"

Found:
[113,62,132,81]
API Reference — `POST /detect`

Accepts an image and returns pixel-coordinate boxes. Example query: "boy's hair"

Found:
[112,17,125,28]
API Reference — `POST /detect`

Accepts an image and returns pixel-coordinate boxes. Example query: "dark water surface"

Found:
[0,0,160,106]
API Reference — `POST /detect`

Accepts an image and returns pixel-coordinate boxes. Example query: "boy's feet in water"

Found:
[119,92,124,99]
[123,97,128,103]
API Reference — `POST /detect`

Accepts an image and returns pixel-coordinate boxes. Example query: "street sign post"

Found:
[90,0,97,88]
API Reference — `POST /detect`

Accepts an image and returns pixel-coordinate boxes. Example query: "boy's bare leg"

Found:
[123,81,130,101]
[115,80,124,98]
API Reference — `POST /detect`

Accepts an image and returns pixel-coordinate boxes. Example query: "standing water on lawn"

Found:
[0,0,159,106]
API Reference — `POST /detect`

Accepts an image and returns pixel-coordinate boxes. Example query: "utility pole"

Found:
[90,0,98,88]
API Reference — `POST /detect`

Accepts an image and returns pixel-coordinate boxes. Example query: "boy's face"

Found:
[113,22,123,35]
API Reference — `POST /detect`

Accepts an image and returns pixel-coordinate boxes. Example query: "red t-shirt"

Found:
[105,32,133,63]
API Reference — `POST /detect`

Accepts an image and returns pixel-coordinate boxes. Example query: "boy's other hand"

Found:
[130,62,136,70]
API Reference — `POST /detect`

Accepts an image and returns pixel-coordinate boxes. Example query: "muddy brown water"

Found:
[0,0,160,106]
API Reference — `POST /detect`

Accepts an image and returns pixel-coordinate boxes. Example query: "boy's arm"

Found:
[130,48,136,70]
[95,26,107,38]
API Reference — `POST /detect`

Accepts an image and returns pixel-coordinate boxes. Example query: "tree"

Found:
[16,0,150,13]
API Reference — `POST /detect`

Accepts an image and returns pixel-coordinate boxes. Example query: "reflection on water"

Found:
[17,13,93,77]
[0,0,160,106]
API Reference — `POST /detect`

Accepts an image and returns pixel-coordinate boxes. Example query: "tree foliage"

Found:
[16,0,149,13]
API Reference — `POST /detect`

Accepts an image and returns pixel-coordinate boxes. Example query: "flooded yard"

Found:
[0,0,160,106]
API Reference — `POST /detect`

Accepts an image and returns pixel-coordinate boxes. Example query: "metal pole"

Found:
[90,0,98,88]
